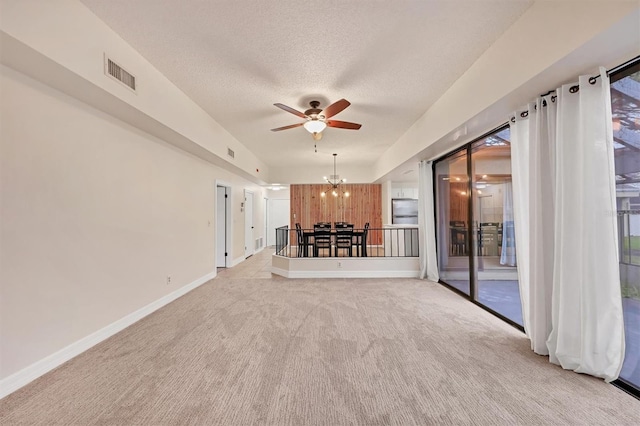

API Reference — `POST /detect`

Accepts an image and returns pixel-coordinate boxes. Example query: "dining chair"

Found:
[448,221,466,255]
[334,224,354,257]
[295,223,304,257]
[352,223,369,257]
[362,223,370,257]
[313,226,332,257]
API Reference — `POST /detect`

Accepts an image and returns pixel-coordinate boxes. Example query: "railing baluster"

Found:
[273,226,420,258]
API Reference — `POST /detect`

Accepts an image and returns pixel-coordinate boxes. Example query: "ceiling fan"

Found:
[271,99,362,141]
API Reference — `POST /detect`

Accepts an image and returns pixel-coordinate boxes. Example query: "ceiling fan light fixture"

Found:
[304,119,327,134]
[271,100,361,145]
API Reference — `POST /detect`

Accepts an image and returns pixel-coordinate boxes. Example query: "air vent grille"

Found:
[227,148,235,159]
[105,57,136,91]
[255,237,263,250]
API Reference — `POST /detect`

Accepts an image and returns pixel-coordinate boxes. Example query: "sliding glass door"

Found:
[470,129,521,325]
[435,149,470,296]
[610,61,640,393]
[433,57,639,396]
[434,126,522,327]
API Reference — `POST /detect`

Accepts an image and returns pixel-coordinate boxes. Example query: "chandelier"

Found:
[321,153,349,197]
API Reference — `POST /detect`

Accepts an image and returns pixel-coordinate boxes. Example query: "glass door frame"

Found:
[431,56,640,400]
[432,123,524,332]
[609,56,640,399]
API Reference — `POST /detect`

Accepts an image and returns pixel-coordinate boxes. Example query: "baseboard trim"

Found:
[271,267,419,279]
[230,256,245,267]
[0,271,216,399]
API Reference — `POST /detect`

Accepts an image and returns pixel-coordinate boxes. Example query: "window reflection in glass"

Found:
[470,129,522,325]
[611,66,640,390]
[434,128,522,326]
[435,149,471,295]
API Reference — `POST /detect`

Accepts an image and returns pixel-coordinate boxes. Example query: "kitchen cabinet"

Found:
[391,183,418,199]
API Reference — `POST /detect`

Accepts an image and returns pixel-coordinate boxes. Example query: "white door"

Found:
[267,199,290,246]
[264,197,268,248]
[245,190,254,258]
[216,186,227,267]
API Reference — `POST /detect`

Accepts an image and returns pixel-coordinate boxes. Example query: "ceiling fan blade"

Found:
[271,122,304,131]
[322,99,350,118]
[327,120,362,130]
[273,103,307,118]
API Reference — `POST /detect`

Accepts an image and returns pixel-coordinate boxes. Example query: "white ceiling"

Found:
[80,0,533,178]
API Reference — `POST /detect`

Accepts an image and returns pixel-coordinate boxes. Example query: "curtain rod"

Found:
[591,54,640,83]
[511,55,640,122]
[544,55,640,95]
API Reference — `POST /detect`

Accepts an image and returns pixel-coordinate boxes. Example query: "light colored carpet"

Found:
[1,252,639,425]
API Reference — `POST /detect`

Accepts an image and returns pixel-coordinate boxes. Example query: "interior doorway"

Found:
[267,198,290,246]
[264,197,269,247]
[244,190,254,258]
[216,185,230,268]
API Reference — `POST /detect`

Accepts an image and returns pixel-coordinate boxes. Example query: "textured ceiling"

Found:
[80,0,533,177]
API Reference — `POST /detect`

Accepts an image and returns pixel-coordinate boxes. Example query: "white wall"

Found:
[269,165,375,185]
[0,65,265,382]
[475,184,505,224]
[266,188,290,246]
[0,0,269,184]
[374,2,640,180]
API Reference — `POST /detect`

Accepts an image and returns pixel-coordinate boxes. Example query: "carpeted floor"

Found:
[1,250,639,425]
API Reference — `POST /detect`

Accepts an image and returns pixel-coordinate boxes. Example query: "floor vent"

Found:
[105,56,136,91]
[227,148,235,159]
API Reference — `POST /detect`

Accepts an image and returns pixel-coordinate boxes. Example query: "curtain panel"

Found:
[509,67,625,382]
[418,160,439,282]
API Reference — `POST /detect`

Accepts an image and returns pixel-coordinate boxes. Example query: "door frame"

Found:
[244,189,254,258]
[264,196,268,247]
[215,180,232,268]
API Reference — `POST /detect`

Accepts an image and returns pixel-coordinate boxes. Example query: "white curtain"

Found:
[510,67,624,381]
[513,95,557,356]
[510,115,531,338]
[500,182,516,266]
[418,160,439,281]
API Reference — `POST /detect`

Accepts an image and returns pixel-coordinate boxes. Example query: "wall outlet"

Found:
[337,261,342,268]
[166,275,171,285]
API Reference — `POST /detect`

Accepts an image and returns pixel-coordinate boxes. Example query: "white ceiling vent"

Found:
[227,148,235,159]
[104,55,136,91]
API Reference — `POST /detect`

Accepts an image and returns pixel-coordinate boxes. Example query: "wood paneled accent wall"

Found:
[448,182,469,222]
[290,184,382,241]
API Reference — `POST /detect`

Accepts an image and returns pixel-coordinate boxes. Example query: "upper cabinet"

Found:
[391,183,418,199]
